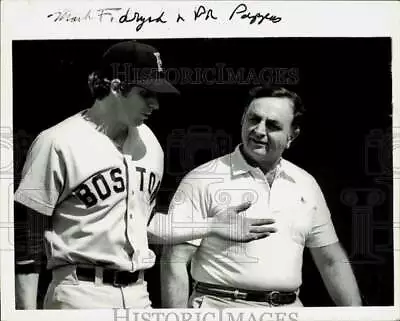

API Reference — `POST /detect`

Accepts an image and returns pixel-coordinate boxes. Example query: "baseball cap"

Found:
[100,40,179,94]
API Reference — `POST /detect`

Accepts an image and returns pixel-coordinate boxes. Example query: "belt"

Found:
[194,281,297,306]
[75,266,141,287]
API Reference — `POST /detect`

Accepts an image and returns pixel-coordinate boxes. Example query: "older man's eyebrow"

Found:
[248,112,281,124]
[265,118,281,125]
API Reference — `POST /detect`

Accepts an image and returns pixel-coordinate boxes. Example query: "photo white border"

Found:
[1,1,399,321]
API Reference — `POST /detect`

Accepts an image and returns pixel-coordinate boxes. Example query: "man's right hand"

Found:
[210,201,277,242]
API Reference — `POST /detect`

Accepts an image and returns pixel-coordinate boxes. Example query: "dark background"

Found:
[13,38,393,307]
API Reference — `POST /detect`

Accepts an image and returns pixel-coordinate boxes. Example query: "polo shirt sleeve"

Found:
[167,173,210,247]
[14,131,65,216]
[305,178,339,248]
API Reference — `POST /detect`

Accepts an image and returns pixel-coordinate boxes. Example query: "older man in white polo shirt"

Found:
[160,86,362,308]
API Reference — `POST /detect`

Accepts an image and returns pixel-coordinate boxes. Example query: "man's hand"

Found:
[210,201,277,242]
[148,201,276,244]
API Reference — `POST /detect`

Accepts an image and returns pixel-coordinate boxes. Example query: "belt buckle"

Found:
[233,289,247,300]
[266,291,280,306]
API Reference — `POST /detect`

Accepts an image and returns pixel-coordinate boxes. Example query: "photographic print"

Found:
[1,1,399,321]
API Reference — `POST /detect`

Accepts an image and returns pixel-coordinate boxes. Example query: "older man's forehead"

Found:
[248,97,294,115]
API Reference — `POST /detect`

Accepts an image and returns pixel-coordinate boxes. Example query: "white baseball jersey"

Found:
[14,110,163,272]
[168,145,339,291]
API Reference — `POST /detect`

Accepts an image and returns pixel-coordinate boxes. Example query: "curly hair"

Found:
[87,71,135,100]
[87,71,111,100]
[244,86,306,129]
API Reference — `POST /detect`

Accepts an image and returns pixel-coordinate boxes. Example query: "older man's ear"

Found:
[286,128,300,148]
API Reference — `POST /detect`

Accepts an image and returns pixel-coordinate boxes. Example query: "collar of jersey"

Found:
[230,144,296,183]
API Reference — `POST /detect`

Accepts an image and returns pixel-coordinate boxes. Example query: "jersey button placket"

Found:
[123,156,136,249]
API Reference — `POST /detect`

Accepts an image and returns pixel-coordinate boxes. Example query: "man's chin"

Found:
[250,148,269,158]
[244,149,270,163]
[252,154,270,164]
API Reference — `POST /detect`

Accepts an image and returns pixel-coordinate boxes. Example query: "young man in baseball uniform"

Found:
[14,41,276,310]
[160,86,362,308]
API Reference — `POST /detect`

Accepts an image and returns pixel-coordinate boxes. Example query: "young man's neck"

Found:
[86,99,128,140]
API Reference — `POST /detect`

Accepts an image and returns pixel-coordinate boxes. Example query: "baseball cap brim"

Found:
[136,78,180,95]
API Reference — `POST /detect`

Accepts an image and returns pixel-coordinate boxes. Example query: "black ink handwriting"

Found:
[96,8,121,23]
[47,5,282,28]
[194,5,218,21]
[47,9,87,22]
[176,13,185,23]
[47,8,122,23]
[229,3,282,24]
[119,8,167,31]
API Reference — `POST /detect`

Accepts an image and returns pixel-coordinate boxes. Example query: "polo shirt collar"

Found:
[230,145,296,183]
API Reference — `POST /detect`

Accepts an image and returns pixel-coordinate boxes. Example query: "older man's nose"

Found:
[254,122,267,136]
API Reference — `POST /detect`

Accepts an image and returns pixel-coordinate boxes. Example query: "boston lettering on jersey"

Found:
[73,166,160,208]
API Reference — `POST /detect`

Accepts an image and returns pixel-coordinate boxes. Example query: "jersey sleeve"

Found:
[305,178,339,248]
[167,173,210,247]
[14,131,66,216]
